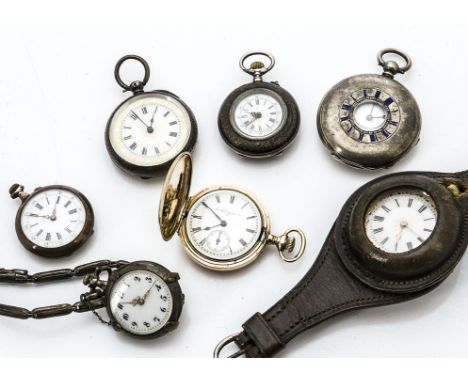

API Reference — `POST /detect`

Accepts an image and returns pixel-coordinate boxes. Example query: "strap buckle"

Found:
[213,333,246,358]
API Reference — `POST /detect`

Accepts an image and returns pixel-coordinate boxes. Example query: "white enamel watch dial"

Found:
[109,270,173,335]
[108,93,192,166]
[231,89,286,139]
[339,88,401,143]
[353,100,388,131]
[20,188,86,248]
[185,189,263,261]
[365,189,438,254]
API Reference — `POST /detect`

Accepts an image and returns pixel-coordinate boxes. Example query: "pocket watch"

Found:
[214,169,468,357]
[218,51,300,158]
[317,48,421,170]
[9,183,94,258]
[158,152,306,271]
[0,260,184,340]
[105,55,198,179]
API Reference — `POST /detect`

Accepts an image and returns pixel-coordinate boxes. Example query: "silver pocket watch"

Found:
[218,51,300,158]
[317,49,421,170]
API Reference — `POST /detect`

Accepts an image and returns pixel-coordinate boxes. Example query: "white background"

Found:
[1,22,468,358]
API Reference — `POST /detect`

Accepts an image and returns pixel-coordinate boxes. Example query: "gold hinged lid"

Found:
[159,152,193,240]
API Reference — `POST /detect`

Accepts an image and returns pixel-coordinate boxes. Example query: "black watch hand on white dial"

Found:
[132,111,153,133]
[148,105,159,133]
[26,213,51,219]
[201,202,227,226]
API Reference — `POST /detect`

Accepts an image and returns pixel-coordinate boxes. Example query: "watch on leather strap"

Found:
[214,170,468,357]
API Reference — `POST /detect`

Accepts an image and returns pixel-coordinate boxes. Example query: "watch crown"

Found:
[9,184,24,199]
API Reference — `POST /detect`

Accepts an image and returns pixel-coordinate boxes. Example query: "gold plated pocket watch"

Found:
[158,153,306,271]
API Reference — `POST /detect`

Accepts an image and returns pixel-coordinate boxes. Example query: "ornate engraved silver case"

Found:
[317,49,421,170]
[218,52,300,158]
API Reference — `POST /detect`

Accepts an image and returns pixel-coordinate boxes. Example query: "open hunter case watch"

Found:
[158,152,306,272]
[214,169,468,357]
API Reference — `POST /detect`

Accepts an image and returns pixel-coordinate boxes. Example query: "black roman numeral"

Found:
[418,205,428,213]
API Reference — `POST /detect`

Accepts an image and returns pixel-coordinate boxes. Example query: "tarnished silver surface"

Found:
[0,260,128,319]
[317,49,421,170]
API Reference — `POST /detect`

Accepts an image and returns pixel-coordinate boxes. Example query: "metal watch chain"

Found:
[0,260,128,321]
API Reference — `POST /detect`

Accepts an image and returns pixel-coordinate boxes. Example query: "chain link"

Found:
[0,260,129,320]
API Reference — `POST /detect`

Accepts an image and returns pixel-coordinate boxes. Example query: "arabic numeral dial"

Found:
[109,270,173,336]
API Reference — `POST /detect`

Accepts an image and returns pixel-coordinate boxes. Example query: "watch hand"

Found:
[203,224,222,231]
[395,223,405,243]
[133,112,153,132]
[148,105,158,133]
[142,281,157,302]
[405,225,424,242]
[201,202,226,225]
[26,213,51,219]
[244,117,256,127]
[121,297,144,306]
[366,102,376,120]
[51,199,59,220]
[216,231,221,245]
[250,112,261,119]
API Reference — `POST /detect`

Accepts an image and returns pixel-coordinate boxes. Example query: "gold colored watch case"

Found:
[159,152,271,271]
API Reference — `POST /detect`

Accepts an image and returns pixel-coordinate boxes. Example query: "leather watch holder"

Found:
[217,170,468,357]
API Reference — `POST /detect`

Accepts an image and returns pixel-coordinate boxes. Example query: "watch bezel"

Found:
[336,173,463,293]
[317,74,421,170]
[229,87,288,140]
[178,185,271,271]
[15,185,94,258]
[105,90,198,179]
[218,82,300,158]
[106,261,184,340]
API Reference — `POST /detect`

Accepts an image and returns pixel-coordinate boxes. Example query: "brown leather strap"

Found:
[235,228,422,357]
[232,170,468,357]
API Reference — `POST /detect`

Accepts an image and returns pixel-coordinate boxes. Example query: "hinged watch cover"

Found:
[159,152,192,240]
[214,169,468,357]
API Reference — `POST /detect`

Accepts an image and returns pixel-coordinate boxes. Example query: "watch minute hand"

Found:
[150,106,158,127]
[201,202,225,223]
[27,213,51,219]
[133,112,152,130]
[142,281,157,302]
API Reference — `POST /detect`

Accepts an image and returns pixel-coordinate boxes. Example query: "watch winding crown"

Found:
[9,184,29,201]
